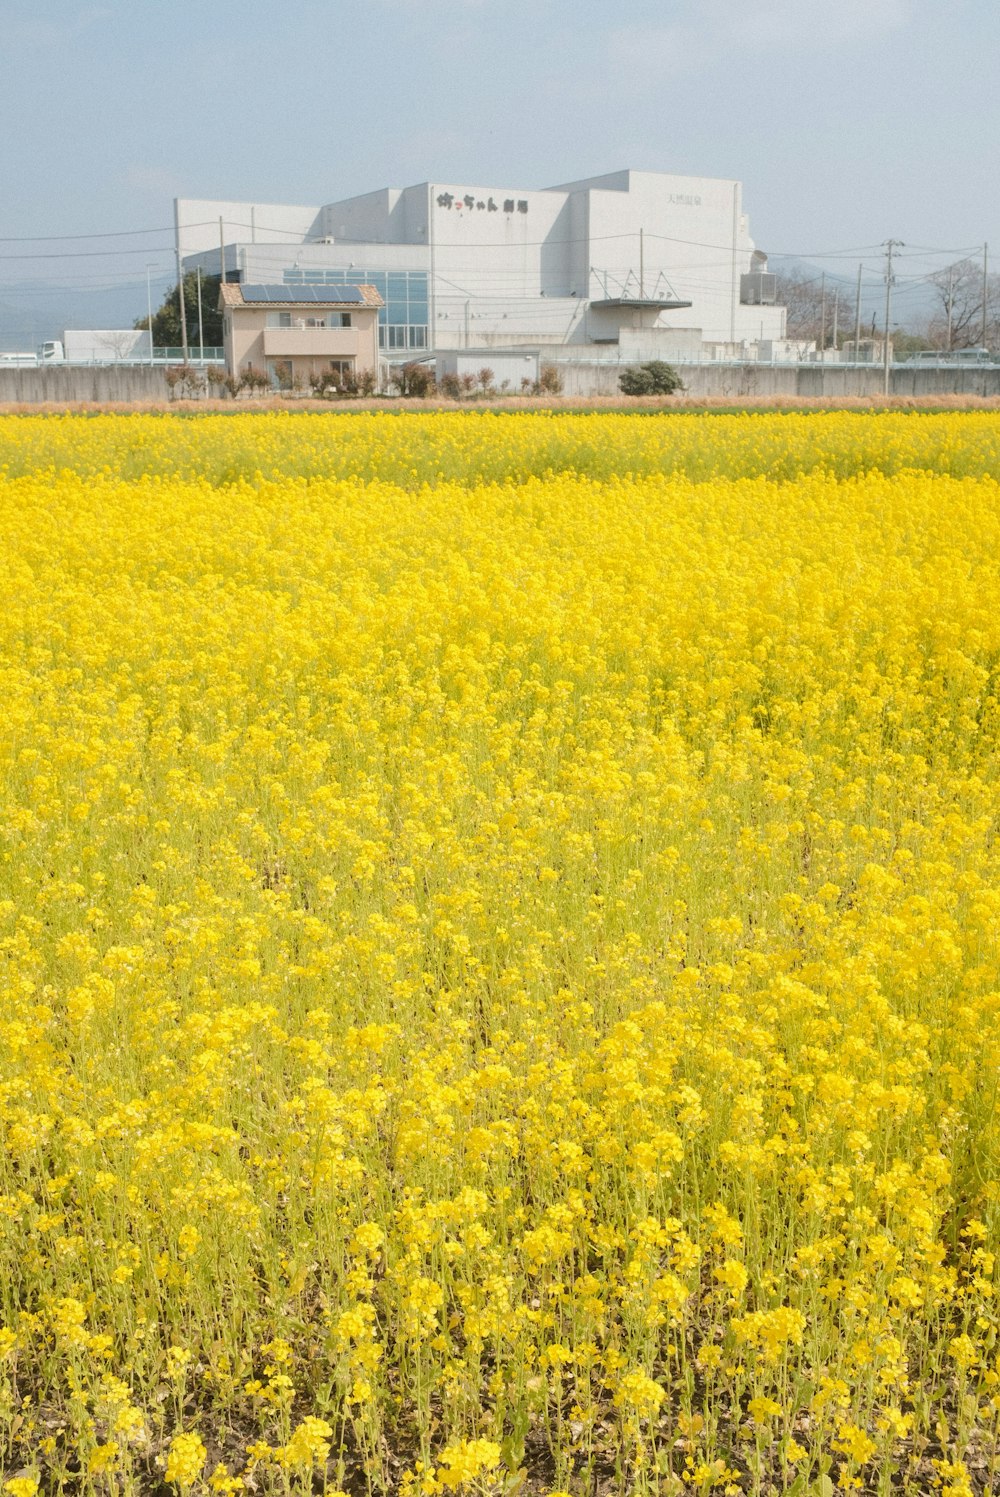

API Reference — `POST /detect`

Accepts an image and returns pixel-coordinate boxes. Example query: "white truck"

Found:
[39,330,152,363]
[3,330,154,365]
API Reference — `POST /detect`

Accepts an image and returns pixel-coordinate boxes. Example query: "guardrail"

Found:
[543,355,1000,370]
[152,347,224,363]
[23,349,227,368]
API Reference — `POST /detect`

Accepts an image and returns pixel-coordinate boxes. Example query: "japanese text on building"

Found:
[436,193,527,214]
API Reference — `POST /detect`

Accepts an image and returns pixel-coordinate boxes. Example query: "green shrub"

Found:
[619,360,684,396]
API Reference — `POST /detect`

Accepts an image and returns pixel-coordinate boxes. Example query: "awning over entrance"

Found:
[590,297,692,311]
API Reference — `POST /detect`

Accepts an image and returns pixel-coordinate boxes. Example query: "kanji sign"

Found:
[436,193,528,214]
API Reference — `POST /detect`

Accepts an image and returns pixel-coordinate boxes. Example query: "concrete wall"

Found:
[0,365,175,403]
[4,362,1000,405]
[551,362,1000,400]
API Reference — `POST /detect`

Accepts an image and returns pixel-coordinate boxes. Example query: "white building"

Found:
[176,169,786,365]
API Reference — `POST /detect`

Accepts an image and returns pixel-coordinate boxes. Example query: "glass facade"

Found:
[283,267,429,350]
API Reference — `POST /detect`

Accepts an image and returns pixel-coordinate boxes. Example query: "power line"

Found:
[0,218,223,244]
[896,243,984,256]
[208,215,956,262]
[0,226,175,244]
[0,220,991,280]
[0,210,992,268]
[0,276,174,295]
[0,245,178,262]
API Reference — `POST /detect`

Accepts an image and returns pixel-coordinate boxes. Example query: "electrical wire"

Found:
[0,209,990,266]
[0,245,182,262]
[0,218,226,244]
[3,210,992,344]
[0,278,174,295]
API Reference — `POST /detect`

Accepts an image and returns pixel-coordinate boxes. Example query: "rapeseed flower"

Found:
[3,410,1000,1492]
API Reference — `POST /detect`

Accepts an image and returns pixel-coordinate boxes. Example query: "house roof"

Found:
[218,281,383,309]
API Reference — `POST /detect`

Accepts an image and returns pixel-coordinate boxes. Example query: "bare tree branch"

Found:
[926,258,1000,349]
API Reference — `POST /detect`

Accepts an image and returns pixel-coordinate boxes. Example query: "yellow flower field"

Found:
[2,410,1000,1495]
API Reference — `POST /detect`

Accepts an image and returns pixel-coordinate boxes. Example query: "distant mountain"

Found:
[769,256,940,332]
[0,282,153,353]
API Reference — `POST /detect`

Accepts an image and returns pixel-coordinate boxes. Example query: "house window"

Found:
[266,359,293,390]
[266,312,292,328]
[340,313,352,328]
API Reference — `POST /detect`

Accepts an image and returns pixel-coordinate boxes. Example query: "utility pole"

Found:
[146,264,154,367]
[219,217,226,283]
[196,266,204,362]
[854,263,863,361]
[982,243,989,349]
[820,270,826,352]
[730,182,738,345]
[174,198,189,364]
[946,264,954,352]
[883,239,901,396]
[639,228,645,299]
[832,288,839,352]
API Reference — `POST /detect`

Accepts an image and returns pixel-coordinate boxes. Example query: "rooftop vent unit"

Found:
[740,271,777,306]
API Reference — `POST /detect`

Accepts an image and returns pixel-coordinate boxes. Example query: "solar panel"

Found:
[242,283,366,305]
[240,285,286,302]
[315,285,365,303]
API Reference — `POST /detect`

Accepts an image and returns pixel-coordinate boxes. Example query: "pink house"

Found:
[219,281,383,390]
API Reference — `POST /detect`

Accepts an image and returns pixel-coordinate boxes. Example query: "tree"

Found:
[773,270,937,350]
[619,360,683,396]
[771,271,828,341]
[892,330,935,360]
[388,361,435,397]
[926,258,1000,350]
[135,271,223,349]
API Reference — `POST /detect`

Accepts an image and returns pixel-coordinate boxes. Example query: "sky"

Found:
[1,0,998,341]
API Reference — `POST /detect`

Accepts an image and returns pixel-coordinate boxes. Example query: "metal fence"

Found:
[151,347,224,364]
